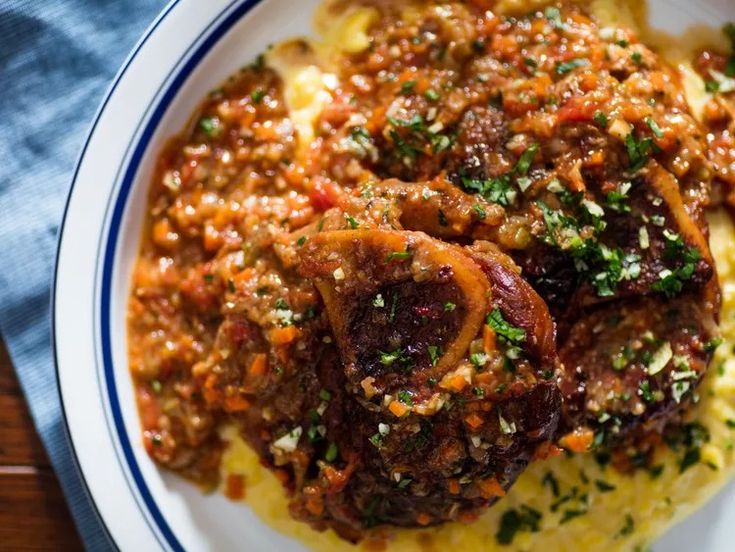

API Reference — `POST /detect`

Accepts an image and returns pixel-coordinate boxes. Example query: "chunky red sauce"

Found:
[129,0,722,539]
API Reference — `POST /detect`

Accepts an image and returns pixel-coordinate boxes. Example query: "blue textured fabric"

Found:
[0,1,165,549]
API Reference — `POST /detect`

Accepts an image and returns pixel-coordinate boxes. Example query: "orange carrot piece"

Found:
[269,325,300,345]
[225,473,246,500]
[465,413,484,430]
[449,374,468,392]
[224,395,251,413]
[483,325,497,354]
[447,479,461,495]
[248,353,268,377]
[477,477,506,499]
[389,400,409,417]
[416,513,432,526]
[559,427,594,453]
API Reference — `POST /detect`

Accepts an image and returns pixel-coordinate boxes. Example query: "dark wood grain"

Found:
[0,339,84,551]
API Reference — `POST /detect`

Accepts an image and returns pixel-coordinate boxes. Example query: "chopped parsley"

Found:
[424,89,440,102]
[444,302,456,312]
[555,58,590,75]
[679,448,701,473]
[199,116,222,137]
[387,114,453,161]
[704,336,723,353]
[486,308,526,345]
[706,79,721,94]
[462,174,516,206]
[593,111,609,127]
[594,479,616,493]
[274,298,289,310]
[616,514,635,538]
[386,250,412,262]
[397,477,412,489]
[460,144,539,205]
[427,345,441,366]
[473,203,486,220]
[251,89,265,104]
[638,380,654,402]
[605,181,632,213]
[625,133,656,172]
[400,80,416,95]
[389,293,399,322]
[379,348,411,370]
[372,293,385,308]
[544,6,564,29]
[496,506,542,545]
[345,214,360,229]
[651,241,700,298]
[646,117,664,138]
[438,208,448,226]
[559,507,587,524]
[324,442,338,462]
[397,390,413,406]
[515,144,539,175]
[542,471,560,497]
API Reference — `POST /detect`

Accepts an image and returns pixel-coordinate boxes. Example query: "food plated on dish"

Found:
[120,0,735,549]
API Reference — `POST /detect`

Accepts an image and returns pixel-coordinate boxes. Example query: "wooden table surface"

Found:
[0,338,84,551]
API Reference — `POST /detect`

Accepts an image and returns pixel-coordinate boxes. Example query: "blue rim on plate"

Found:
[53,0,265,549]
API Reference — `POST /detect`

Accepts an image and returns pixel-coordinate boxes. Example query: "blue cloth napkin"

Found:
[0,1,165,548]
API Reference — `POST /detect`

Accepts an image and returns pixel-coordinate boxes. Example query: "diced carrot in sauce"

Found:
[203,223,223,252]
[203,373,222,404]
[475,371,495,385]
[580,72,599,92]
[389,400,409,417]
[225,473,246,500]
[458,510,480,524]
[305,494,325,516]
[273,469,290,485]
[559,427,595,453]
[586,150,605,166]
[483,325,496,354]
[448,374,468,392]
[366,104,387,134]
[476,476,506,499]
[447,479,461,495]
[416,513,432,526]
[465,412,484,430]
[248,353,268,377]
[137,388,162,429]
[323,466,352,492]
[224,394,251,413]
[533,442,564,461]
[269,325,300,345]
[254,122,279,141]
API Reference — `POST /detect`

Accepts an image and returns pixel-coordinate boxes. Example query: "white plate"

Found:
[53,0,735,550]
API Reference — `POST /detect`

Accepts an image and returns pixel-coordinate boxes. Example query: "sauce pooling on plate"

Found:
[128,0,734,547]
